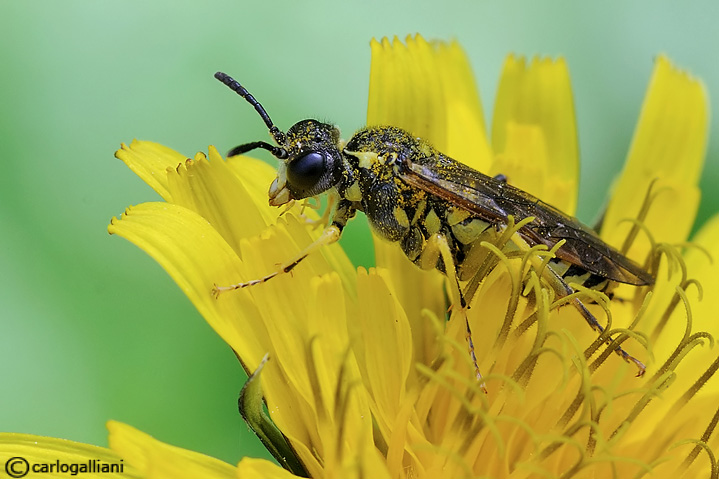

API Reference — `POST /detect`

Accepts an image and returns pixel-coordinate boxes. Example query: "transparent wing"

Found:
[398,154,654,286]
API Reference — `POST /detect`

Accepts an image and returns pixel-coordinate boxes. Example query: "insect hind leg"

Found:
[545,267,646,377]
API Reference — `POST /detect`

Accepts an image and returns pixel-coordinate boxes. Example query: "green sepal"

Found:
[239,354,309,477]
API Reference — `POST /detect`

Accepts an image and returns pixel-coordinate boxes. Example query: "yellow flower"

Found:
[3,35,715,479]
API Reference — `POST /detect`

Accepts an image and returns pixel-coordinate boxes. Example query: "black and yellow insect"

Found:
[212,71,654,378]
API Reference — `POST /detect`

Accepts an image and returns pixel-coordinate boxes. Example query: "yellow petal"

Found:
[372,242,446,366]
[107,421,235,479]
[166,147,275,254]
[349,268,413,436]
[224,154,282,218]
[435,41,492,171]
[367,35,487,359]
[118,140,280,256]
[115,140,188,201]
[109,202,360,476]
[108,202,273,371]
[602,55,708,261]
[109,200,355,369]
[685,214,719,337]
[236,458,301,479]
[367,35,491,169]
[679,214,719,402]
[0,432,134,479]
[491,55,579,215]
[610,216,719,452]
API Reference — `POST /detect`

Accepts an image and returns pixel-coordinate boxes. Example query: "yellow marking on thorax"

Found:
[344,181,362,202]
[345,150,379,169]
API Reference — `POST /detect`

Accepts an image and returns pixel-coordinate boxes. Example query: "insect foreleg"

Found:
[212,200,356,298]
[300,193,336,230]
[212,225,342,297]
[423,233,486,389]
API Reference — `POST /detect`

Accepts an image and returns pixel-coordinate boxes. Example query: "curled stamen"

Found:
[666,351,719,418]
[652,282,696,345]
[511,279,551,385]
[619,217,658,261]
[552,284,611,312]
[618,178,661,256]
[463,215,535,301]
[683,278,704,302]
[521,262,544,297]
[608,371,676,442]
[534,239,566,280]
[655,243,689,284]
[587,290,654,374]
[474,239,525,347]
[653,333,714,388]
[414,363,500,436]
[555,333,595,429]
[675,241,714,264]
[538,420,601,469]
[675,436,719,478]
[495,264,523,348]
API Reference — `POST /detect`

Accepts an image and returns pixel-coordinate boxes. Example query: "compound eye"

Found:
[287,151,325,191]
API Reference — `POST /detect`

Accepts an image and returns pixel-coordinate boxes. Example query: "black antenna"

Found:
[227,141,285,158]
[214,72,288,158]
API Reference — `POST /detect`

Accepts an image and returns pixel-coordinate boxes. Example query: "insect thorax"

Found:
[340,127,487,274]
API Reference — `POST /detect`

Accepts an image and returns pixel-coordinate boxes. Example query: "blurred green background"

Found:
[1,0,717,466]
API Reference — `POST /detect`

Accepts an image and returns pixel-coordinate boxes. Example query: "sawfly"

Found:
[211,71,654,380]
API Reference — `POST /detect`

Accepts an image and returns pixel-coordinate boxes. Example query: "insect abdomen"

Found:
[547,257,611,292]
